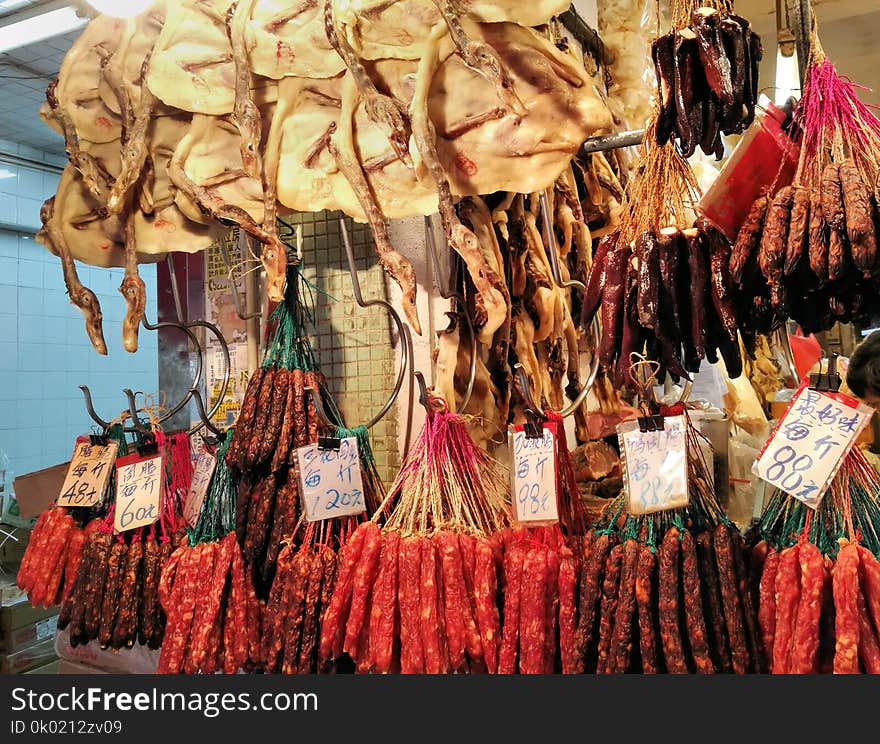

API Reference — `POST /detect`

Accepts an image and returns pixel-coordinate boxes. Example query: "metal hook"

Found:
[79,385,111,430]
[219,230,261,321]
[189,387,223,437]
[537,190,600,419]
[305,385,337,430]
[513,362,546,439]
[414,371,432,413]
[123,389,152,434]
[424,215,476,411]
[337,216,410,429]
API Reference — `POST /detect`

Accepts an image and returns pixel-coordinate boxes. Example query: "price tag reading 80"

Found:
[295,437,367,522]
[509,422,558,524]
[754,386,873,508]
[618,416,688,516]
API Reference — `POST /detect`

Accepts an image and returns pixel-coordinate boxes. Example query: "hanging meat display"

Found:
[652,1,762,158]
[753,446,880,674]
[36,0,611,353]
[732,36,880,334]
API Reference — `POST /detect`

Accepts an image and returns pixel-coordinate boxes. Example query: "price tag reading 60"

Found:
[509,422,559,524]
[114,453,163,533]
[295,437,367,522]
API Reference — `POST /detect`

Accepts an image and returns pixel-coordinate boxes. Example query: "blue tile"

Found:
[18,234,39,257]
[44,288,71,318]
[18,145,48,162]
[16,427,41,458]
[14,401,31,428]
[19,286,44,316]
[0,341,15,370]
[17,342,43,371]
[0,193,15,224]
[0,371,17,398]
[0,286,15,314]
[0,313,15,342]
[0,255,16,285]
[42,172,60,195]
[17,168,44,199]
[0,231,17,257]
[42,258,61,289]
[16,197,42,231]
[41,314,67,345]
[17,314,41,342]
[0,400,13,428]
[17,259,42,288]
[0,165,18,194]
[42,371,67,397]
[17,374,42,400]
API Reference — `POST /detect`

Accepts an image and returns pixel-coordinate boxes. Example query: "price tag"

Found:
[35,616,55,641]
[754,386,872,508]
[295,437,366,522]
[114,453,163,533]
[509,422,558,523]
[57,440,118,508]
[183,453,216,528]
[619,416,688,515]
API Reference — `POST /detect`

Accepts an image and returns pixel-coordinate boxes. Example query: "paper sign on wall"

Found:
[183,453,216,528]
[114,453,163,532]
[296,437,366,522]
[619,416,688,515]
[57,440,118,508]
[510,422,559,523]
[754,386,872,508]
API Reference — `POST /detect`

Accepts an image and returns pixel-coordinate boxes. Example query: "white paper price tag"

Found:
[754,387,872,508]
[184,453,216,528]
[619,416,689,515]
[114,454,163,532]
[510,422,558,523]
[57,440,118,508]
[296,437,366,522]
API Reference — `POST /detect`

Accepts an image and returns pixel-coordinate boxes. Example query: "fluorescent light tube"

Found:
[0,6,86,56]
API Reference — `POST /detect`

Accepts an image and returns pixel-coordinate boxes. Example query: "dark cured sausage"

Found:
[635,544,660,673]
[635,231,660,330]
[785,186,810,276]
[658,528,687,673]
[576,532,613,673]
[598,242,632,371]
[695,531,732,673]
[684,228,708,362]
[608,539,639,674]
[595,544,623,674]
[652,34,677,145]
[730,195,768,284]
[681,531,714,673]
[226,367,264,468]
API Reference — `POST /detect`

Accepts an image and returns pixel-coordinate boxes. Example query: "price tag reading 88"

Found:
[509,422,558,524]
[754,387,873,508]
[295,437,366,522]
[619,416,688,516]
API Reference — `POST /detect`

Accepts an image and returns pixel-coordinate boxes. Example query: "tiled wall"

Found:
[0,158,158,479]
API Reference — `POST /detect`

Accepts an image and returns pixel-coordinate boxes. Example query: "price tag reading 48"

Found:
[114,453,163,533]
[296,437,366,522]
[755,386,873,508]
[509,422,558,524]
[57,439,118,508]
[619,416,688,516]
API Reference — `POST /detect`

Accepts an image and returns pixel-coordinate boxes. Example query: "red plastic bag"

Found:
[698,102,800,241]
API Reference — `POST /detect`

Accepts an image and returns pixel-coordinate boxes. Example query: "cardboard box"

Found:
[1,593,59,652]
[0,636,56,674]
[13,462,69,519]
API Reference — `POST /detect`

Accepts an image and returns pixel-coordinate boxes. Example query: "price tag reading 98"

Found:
[754,387,873,508]
[114,453,163,533]
[509,422,558,524]
[619,416,688,516]
[57,440,118,508]
[295,437,366,522]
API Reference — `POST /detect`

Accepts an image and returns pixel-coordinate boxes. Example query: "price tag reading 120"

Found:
[619,416,688,516]
[296,437,366,522]
[57,439,118,508]
[510,422,558,524]
[114,453,163,533]
[755,386,873,508]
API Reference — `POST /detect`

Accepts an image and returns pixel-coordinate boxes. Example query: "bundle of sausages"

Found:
[653,5,762,157]
[227,265,330,587]
[583,216,742,389]
[17,510,99,610]
[318,408,511,673]
[731,54,880,335]
[752,447,880,673]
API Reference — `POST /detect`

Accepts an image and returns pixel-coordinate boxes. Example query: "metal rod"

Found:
[424,215,477,412]
[122,389,151,434]
[579,129,645,157]
[338,216,410,430]
[189,387,223,437]
[219,232,261,321]
[165,253,186,324]
[559,8,612,66]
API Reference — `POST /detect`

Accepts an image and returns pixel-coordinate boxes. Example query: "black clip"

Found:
[89,434,109,446]
[524,416,544,440]
[318,435,342,452]
[638,415,665,433]
[808,354,842,393]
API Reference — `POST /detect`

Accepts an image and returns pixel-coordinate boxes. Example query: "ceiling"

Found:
[0,0,876,161]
